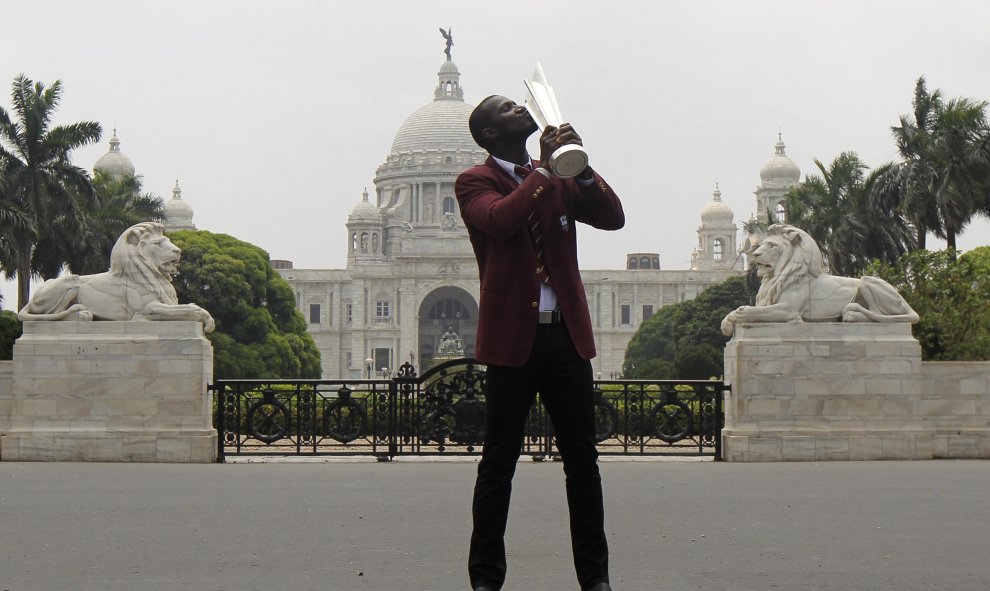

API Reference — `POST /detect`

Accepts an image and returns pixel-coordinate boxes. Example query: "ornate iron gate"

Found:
[212,359,725,462]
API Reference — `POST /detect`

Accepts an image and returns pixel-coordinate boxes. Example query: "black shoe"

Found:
[585,583,613,591]
[473,587,495,591]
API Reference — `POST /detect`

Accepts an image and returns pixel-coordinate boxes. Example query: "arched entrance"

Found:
[418,286,478,370]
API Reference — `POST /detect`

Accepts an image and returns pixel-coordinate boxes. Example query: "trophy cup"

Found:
[524,63,589,178]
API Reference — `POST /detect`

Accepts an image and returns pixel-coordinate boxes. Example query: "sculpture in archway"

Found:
[437,326,465,356]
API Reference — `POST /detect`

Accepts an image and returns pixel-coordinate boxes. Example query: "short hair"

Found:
[469,95,500,148]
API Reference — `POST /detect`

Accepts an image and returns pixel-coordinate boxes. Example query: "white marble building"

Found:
[102,52,799,379]
[268,55,800,379]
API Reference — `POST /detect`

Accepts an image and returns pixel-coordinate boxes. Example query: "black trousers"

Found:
[468,323,609,590]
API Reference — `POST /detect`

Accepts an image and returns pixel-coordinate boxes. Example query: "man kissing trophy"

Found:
[457,60,623,591]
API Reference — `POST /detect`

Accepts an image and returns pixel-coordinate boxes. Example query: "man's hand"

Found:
[538,123,583,168]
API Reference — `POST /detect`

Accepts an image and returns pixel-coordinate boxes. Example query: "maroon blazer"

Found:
[456,157,625,367]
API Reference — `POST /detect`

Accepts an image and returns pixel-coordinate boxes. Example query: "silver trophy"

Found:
[524,63,589,178]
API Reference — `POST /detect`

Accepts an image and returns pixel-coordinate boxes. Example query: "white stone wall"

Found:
[281,264,740,379]
[722,323,990,461]
[0,321,216,462]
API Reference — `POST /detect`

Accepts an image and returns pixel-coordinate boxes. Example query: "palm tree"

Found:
[0,74,101,309]
[886,77,990,253]
[785,152,914,277]
[33,170,165,277]
[930,96,990,252]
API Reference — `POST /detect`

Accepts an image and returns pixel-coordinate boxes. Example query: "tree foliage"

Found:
[168,230,321,378]
[0,310,22,359]
[784,152,914,277]
[0,75,102,309]
[866,247,990,360]
[885,77,990,252]
[624,275,752,379]
[34,170,165,277]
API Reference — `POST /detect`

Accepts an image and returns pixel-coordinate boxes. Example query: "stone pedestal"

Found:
[0,321,216,462]
[722,323,990,462]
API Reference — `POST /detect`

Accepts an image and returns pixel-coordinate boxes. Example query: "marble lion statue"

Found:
[18,221,215,332]
[720,224,918,336]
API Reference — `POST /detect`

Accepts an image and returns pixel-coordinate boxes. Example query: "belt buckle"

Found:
[538,310,561,324]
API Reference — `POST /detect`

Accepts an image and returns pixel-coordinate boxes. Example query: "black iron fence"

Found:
[211,358,726,462]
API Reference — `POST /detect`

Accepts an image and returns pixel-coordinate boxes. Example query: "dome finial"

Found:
[439,26,453,60]
[165,178,195,231]
[760,134,801,186]
[713,182,722,201]
[94,128,135,179]
[434,28,464,102]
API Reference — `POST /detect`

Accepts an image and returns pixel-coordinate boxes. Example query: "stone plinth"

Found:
[0,321,216,462]
[722,323,990,461]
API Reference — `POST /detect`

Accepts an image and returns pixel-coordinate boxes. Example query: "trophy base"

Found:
[550,144,589,178]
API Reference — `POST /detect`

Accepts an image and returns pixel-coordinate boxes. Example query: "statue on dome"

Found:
[439,27,453,59]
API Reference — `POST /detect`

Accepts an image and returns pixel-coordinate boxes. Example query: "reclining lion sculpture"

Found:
[720,224,918,336]
[19,221,215,332]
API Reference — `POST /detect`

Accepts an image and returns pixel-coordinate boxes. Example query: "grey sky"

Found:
[3,0,989,307]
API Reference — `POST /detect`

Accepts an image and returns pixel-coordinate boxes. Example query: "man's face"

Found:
[481,95,539,144]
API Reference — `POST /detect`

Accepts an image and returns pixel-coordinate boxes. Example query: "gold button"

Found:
[531,301,538,308]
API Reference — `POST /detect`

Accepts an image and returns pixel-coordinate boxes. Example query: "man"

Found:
[456,95,624,591]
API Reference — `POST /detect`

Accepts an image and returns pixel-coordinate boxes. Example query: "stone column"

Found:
[0,321,216,462]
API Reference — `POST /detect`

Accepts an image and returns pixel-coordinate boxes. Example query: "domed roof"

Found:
[390,95,476,154]
[701,183,734,223]
[164,181,196,231]
[348,189,381,223]
[93,130,135,179]
[389,59,477,154]
[760,134,801,186]
[438,59,459,75]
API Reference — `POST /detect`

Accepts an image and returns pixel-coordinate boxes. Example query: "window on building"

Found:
[375,301,391,321]
[640,256,650,268]
[442,196,456,214]
[372,233,379,254]
[309,303,320,324]
[775,202,786,223]
[373,347,392,374]
[346,352,352,369]
[652,257,660,269]
[628,257,638,269]
[643,305,654,321]
[360,232,369,253]
[620,304,631,325]
[346,303,353,323]
[351,232,357,253]
[714,239,724,261]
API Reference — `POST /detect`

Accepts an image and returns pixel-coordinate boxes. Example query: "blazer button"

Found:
[531,301,538,308]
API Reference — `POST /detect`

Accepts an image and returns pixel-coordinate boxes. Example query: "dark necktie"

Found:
[514,164,553,287]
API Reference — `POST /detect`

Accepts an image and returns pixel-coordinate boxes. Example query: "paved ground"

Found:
[1,458,988,591]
